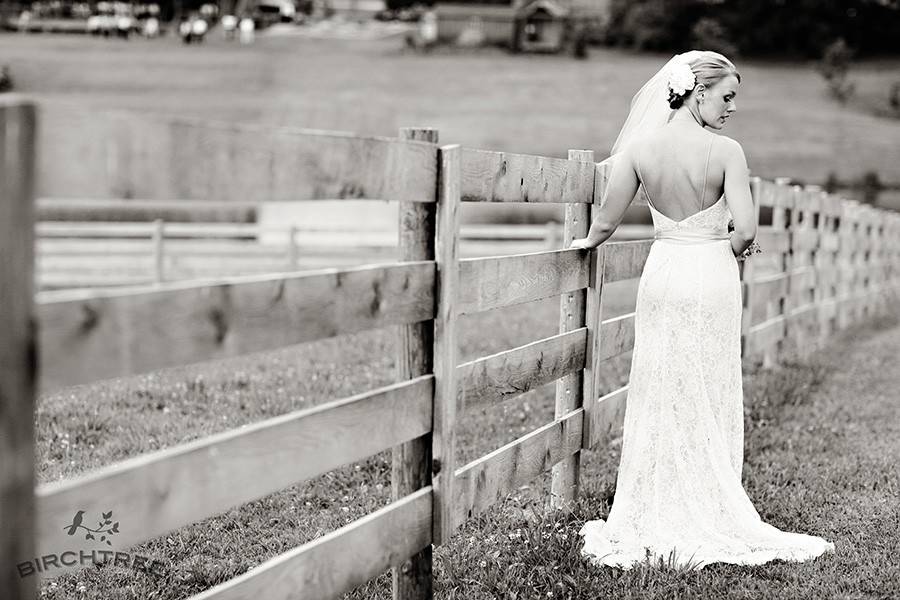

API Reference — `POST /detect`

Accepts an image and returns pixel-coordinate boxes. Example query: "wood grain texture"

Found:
[580,241,606,452]
[0,97,37,600]
[38,261,434,392]
[460,148,594,203]
[431,145,461,546]
[457,328,587,412]
[188,488,432,600]
[392,127,438,600]
[602,240,653,283]
[551,149,592,510]
[457,249,590,315]
[584,385,628,450]
[451,409,584,530]
[597,312,636,362]
[37,376,432,558]
[39,111,438,203]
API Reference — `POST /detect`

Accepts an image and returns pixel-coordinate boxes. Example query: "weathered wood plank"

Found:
[38,261,435,392]
[37,377,433,559]
[584,385,628,449]
[581,239,605,451]
[756,227,791,254]
[457,328,587,412]
[431,145,461,546]
[391,126,438,600]
[457,249,590,315]
[789,266,817,295]
[597,312,636,362]
[757,180,795,208]
[753,272,789,300]
[460,148,594,203]
[189,488,432,600]
[42,112,438,203]
[791,228,820,252]
[451,409,584,530]
[0,97,38,600]
[602,240,653,283]
[748,316,787,353]
[37,198,258,223]
[551,147,593,510]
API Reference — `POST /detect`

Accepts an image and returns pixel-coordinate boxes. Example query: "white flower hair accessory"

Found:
[667,61,696,97]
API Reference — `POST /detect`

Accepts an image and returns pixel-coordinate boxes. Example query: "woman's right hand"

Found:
[569,237,601,250]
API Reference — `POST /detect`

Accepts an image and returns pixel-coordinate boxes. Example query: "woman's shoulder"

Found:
[714,133,743,153]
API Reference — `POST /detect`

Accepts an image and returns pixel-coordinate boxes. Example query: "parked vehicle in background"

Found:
[251,0,295,28]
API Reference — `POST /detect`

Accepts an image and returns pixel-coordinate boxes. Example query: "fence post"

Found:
[740,176,762,358]
[580,160,610,451]
[392,127,438,600]
[550,149,593,511]
[0,98,37,600]
[835,201,852,329]
[431,144,460,547]
[152,218,165,284]
[757,180,786,369]
[287,225,299,270]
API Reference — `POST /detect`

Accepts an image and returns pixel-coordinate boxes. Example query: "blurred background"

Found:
[2,0,899,286]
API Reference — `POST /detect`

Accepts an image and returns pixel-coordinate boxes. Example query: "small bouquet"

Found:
[727,219,762,261]
[736,240,762,262]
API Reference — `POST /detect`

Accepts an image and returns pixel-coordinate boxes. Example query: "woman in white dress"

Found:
[569,51,836,570]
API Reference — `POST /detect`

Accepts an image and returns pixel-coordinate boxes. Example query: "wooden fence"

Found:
[3,97,900,600]
[33,203,652,290]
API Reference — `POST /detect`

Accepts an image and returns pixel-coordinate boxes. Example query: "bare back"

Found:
[632,126,726,222]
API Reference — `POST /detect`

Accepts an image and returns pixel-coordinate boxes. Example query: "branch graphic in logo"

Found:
[63,510,120,546]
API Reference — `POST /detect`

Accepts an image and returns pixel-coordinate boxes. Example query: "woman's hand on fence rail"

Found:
[569,236,602,250]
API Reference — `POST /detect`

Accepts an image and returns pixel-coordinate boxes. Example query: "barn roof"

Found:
[434,3,518,19]
[516,0,568,18]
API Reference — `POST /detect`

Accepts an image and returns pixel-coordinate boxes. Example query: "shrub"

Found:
[689,17,737,58]
[818,38,856,104]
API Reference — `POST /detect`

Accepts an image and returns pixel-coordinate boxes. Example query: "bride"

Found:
[568,50,836,570]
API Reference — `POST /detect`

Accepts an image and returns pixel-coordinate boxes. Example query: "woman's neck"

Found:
[669,106,705,128]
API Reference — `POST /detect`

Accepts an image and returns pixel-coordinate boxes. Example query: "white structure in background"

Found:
[221,14,238,39]
[191,17,208,40]
[143,16,160,37]
[420,9,437,44]
[239,16,255,43]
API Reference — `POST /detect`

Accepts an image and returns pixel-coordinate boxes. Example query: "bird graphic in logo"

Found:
[63,510,120,545]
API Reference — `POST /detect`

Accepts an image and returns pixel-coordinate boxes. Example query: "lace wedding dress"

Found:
[578,139,836,571]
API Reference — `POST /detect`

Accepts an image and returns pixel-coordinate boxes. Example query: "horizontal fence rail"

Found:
[5,113,900,600]
[37,377,433,556]
[37,261,435,392]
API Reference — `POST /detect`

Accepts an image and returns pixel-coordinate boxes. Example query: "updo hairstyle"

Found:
[667,54,741,110]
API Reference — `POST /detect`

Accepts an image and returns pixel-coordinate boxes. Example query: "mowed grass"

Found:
[1,33,899,190]
[34,269,900,599]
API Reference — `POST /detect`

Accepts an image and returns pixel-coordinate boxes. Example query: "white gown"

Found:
[578,163,836,570]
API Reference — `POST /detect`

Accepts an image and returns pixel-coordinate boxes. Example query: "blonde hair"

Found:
[668,52,741,109]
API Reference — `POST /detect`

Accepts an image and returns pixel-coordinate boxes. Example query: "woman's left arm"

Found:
[569,150,640,250]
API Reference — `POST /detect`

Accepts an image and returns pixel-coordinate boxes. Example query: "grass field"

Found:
[11,29,900,599]
[33,288,900,599]
[1,32,899,193]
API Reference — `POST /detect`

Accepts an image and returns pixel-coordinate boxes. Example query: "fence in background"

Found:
[34,204,652,290]
[3,99,900,600]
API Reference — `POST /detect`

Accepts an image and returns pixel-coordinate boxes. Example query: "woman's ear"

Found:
[695,83,707,101]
